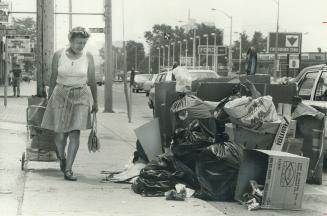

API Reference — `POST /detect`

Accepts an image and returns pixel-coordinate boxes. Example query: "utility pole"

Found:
[69,0,72,30]
[36,0,54,97]
[104,0,114,112]
[148,46,151,74]
[192,29,196,67]
[157,47,160,73]
[274,0,280,79]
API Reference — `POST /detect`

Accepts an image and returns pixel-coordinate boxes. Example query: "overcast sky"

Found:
[10,0,327,54]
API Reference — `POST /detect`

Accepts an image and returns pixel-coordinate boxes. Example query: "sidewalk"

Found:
[0,96,223,216]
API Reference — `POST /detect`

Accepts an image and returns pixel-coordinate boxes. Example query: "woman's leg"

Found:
[54,132,68,160]
[65,130,80,172]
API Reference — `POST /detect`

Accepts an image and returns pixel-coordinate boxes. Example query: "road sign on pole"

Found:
[89,28,104,33]
[198,45,227,56]
[6,35,31,54]
[268,32,302,53]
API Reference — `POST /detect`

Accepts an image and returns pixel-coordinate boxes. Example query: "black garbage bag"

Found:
[132,153,199,197]
[194,142,244,201]
[171,120,215,170]
[173,120,215,145]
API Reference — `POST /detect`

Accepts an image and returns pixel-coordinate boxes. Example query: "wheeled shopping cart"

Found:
[21,96,58,170]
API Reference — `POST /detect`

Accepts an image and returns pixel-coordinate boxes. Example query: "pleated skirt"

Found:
[41,84,93,133]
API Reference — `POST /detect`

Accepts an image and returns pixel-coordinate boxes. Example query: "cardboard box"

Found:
[225,122,280,150]
[235,149,309,210]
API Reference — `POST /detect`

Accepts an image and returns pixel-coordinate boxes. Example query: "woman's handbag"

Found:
[88,113,100,152]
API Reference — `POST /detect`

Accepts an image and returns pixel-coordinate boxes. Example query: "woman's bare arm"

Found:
[86,52,98,110]
[48,50,62,98]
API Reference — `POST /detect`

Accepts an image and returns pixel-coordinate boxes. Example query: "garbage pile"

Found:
[106,77,325,211]
[131,80,283,201]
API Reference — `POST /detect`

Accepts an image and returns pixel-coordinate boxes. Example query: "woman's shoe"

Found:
[59,159,66,173]
[64,170,77,181]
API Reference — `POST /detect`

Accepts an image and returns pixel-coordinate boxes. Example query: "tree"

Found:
[251,31,267,53]
[126,40,146,72]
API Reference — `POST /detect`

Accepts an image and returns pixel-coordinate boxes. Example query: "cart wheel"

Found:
[21,152,25,170]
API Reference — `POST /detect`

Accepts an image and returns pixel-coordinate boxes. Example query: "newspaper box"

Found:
[235,149,309,210]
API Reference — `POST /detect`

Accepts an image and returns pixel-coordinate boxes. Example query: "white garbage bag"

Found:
[224,96,279,129]
[172,66,192,93]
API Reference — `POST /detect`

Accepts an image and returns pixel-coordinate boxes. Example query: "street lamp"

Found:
[166,44,170,68]
[211,33,217,71]
[178,41,182,65]
[157,47,161,73]
[234,32,242,74]
[196,36,201,66]
[211,8,233,74]
[203,34,209,68]
[171,42,175,64]
[161,46,165,69]
[273,0,280,79]
[183,39,188,66]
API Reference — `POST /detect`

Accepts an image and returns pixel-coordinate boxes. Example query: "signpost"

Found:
[88,27,104,33]
[6,35,31,54]
[198,45,227,56]
[268,32,302,54]
[180,56,193,66]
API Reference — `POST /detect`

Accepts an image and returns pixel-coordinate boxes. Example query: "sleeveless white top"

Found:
[57,49,89,86]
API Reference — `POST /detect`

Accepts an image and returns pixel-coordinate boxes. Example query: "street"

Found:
[0,81,327,215]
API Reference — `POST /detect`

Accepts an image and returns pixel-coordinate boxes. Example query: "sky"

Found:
[9,0,327,57]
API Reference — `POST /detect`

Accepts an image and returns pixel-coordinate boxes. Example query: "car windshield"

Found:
[189,72,218,80]
[135,75,150,82]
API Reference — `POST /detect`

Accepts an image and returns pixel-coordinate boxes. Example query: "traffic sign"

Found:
[289,59,299,69]
[88,28,104,33]
[6,35,31,54]
[268,32,302,53]
[180,57,193,66]
[198,45,227,55]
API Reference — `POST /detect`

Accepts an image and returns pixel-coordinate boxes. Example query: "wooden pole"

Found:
[69,0,72,30]
[36,0,54,97]
[121,0,131,122]
[104,0,114,112]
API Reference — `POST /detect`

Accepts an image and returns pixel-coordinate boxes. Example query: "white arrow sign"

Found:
[286,35,299,47]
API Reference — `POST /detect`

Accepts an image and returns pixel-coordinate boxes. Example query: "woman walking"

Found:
[41,26,98,181]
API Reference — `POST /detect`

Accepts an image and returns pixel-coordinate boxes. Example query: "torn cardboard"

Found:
[235,149,309,210]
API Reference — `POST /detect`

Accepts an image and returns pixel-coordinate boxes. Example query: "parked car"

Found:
[291,63,327,158]
[143,74,158,96]
[95,71,104,86]
[148,69,220,110]
[132,74,152,93]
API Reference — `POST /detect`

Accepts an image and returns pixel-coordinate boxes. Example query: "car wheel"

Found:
[146,92,149,97]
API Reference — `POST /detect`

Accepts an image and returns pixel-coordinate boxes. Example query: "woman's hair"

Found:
[68,26,90,42]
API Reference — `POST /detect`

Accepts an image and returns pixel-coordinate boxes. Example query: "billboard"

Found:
[268,32,302,54]
[6,35,31,54]
[198,45,227,55]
